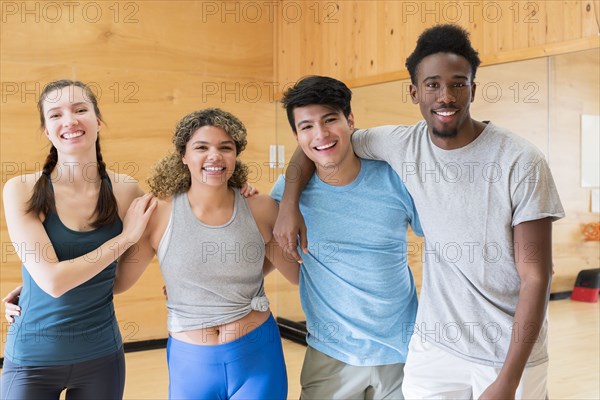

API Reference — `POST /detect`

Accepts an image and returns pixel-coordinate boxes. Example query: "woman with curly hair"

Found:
[114,108,299,399]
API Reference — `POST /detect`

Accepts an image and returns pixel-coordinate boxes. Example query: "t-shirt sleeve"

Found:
[511,155,565,227]
[352,125,407,163]
[269,174,286,204]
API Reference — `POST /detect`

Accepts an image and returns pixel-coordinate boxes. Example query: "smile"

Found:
[203,166,225,172]
[61,131,84,139]
[314,141,336,151]
[433,110,457,117]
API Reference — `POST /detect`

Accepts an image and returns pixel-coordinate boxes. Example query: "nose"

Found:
[436,85,456,104]
[207,149,223,161]
[62,111,78,127]
[314,122,330,140]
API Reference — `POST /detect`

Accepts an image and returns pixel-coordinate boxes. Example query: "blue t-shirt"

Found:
[271,159,422,366]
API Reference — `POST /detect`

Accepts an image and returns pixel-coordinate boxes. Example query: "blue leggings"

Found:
[0,348,125,400]
[167,314,287,400]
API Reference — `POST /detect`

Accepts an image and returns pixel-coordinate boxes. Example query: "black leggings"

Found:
[1,349,125,400]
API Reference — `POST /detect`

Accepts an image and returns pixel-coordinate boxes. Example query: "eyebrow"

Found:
[297,112,339,127]
[422,75,469,83]
[191,140,236,145]
[45,102,89,115]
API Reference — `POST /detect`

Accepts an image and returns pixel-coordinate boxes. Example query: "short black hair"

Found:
[281,75,352,133]
[405,24,481,84]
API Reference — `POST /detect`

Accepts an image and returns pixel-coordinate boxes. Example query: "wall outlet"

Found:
[592,189,600,213]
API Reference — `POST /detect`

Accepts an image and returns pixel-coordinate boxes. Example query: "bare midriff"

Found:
[169,309,271,345]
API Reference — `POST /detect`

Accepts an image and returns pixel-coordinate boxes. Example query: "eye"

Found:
[325,117,337,123]
[194,145,208,151]
[48,113,60,119]
[220,146,234,151]
[453,83,466,88]
[425,83,439,89]
[299,124,312,131]
[75,108,88,113]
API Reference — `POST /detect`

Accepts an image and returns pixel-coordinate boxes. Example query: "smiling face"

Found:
[293,104,355,171]
[42,85,100,155]
[410,52,476,141]
[182,125,237,187]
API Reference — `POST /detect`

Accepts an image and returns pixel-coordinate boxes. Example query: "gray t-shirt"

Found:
[352,120,565,367]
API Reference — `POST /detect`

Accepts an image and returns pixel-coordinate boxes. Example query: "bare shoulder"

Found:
[108,170,144,199]
[246,194,278,226]
[246,194,278,213]
[3,173,40,199]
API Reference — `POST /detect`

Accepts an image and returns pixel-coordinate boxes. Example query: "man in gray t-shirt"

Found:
[276,24,564,399]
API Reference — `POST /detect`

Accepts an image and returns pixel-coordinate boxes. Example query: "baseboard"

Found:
[0,321,306,368]
[276,317,308,346]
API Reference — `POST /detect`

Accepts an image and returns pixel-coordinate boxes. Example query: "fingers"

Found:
[299,224,308,255]
[2,285,22,303]
[3,286,22,324]
[276,234,303,264]
[136,193,155,209]
[144,198,158,217]
[4,302,20,323]
[130,192,153,208]
[241,184,259,197]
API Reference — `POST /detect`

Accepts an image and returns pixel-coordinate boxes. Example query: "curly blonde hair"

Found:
[148,108,249,197]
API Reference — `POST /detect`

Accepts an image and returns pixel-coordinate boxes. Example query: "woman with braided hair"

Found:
[0,80,157,399]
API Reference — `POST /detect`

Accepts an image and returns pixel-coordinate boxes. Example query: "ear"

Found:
[470,82,477,103]
[409,84,419,104]
[97,118,102,130]
[347,112,355,129]
[181,153,188,165]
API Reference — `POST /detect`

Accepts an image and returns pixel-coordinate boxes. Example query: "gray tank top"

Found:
[158,189,268,332]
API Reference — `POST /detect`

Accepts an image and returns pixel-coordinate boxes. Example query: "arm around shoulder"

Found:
[3,174,156,298]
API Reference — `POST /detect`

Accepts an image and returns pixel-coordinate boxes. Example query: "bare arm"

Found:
[114,197,172,294]
[273,146,314,262]
[113,233,156,294]
[248,194,301,284]
[480,218,553,399]
[3,176,156,298]
[265,237,300,284]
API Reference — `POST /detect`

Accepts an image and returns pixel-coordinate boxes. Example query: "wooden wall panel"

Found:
[276,0,600,90]
[0,1,278,353]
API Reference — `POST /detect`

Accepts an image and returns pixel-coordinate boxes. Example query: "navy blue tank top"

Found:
[4,177,123,366]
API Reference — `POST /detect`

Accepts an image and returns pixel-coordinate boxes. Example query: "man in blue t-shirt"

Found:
[270,76,422,399]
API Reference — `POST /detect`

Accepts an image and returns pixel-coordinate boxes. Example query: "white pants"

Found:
[403,335,548,399]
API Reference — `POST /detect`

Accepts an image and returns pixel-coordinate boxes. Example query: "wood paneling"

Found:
[276,0,600,91]
[0,1,278,354]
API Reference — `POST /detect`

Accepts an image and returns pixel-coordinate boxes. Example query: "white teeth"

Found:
[435,111,457,116]
[316,142,335,150]
[204,166,225,171]
[62,131,84,139]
